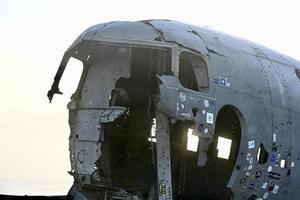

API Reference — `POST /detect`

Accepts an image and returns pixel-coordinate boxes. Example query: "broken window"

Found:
[216,136,232,159]
[59,57,83,98]
[179,52,209,92]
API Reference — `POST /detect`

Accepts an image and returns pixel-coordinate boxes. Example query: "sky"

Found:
[0,0,299,196]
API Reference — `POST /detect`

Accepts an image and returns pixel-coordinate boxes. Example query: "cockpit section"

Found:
[48,40,241,200]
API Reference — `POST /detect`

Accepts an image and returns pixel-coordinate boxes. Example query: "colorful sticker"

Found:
[271,154,276,163]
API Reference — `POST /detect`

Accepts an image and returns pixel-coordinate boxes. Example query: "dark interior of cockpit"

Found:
[92,46,241,200]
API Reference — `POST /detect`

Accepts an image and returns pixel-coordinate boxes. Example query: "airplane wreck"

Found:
[48,20,300,200]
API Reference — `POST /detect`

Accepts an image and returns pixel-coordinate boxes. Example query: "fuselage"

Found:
[48,20,300,200]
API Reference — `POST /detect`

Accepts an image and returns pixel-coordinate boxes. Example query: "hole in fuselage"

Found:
[187,128,199,152]
[216,136,232,160]
[99,47,172,197]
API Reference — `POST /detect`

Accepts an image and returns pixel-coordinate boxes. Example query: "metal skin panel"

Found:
[89,21,161,42]
[79,45,131,108]
[47,20,300,200]
[147,20,208,56]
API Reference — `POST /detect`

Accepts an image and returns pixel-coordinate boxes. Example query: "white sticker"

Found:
[180,104,185,109]
[179,92,186,101]
[248,165,253,170]
[204,99,209,107]
[249,157,253,164]
[273,133,277,143]
[272,185,279,194]
[263,192,268,199]
[220,77,231,87]
[181,113,191,118]
[246,153,251,161]
[267,166,272,172]
[248,140,255,149]
[291,162,295,167]
[206,113,214,124]
[204,128,209,134]
[262,182,268,189]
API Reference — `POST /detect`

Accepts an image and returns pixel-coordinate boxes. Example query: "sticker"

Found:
[180,104,185,109]
[246,153,251,161]
[179,92,186,101]
[248,140,255,149]
[204,128,209,134]
[272,185,279,194]
[204,99,209,107]
[280,159,285,168]
[271,154,276,163]
[291,162,295,167]
[220,77,231,87]
[240,178,246,184]
[206,113,214,124]
[255,171,262,178]
[273,133,277,143]
[262,182,268,189]
[249,157,253,164]
[248,165,253,170]
[246,172,250,177]
[181,113,191,118]
[267,166,272,172]
[263,192,268,199]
